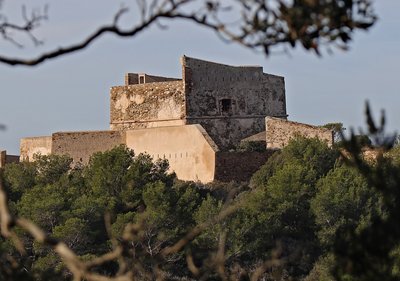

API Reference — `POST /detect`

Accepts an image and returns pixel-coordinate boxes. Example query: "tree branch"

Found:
[0,0,377,66]
[0,4,48,48]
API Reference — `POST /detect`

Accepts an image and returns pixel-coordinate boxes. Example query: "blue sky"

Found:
[1,1,399,154]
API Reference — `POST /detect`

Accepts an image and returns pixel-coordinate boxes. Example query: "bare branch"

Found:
[0,0,377,66]
[0,3,47,48]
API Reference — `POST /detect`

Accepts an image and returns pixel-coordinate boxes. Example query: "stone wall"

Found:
[52,131,124,165]
[110,81,185,130]
[20,136,52,161]
[0,150,5,168]
[125,73,180,85]
[125,124,218,183]
[125,73,139,85]
[181,56,287,150]
[5,154,19,166]
[214,150,276,182]
[265,117,333,149]
[110,56,288,150]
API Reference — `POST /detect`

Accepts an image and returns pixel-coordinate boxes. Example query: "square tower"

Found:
[110,56,287,150]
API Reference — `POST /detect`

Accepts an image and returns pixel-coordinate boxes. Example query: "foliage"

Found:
[251,136,339,187]
[236,141,266,152]
[2,124,400,280]
[311,164,381,248]
[353,134,373,147]
[331,104,400,281]
[1,146,193,278]
[385,145,400,166]
[322,122,345,143]
[3,161,36,198]
[304,253,336,281]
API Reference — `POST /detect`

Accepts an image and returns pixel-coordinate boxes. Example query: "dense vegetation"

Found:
[1,134,400,280]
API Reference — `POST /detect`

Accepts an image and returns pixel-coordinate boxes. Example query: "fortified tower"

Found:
[19,56,332,183]
[110,56,287,150]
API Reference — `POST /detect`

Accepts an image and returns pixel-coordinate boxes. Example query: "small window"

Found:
[220,99,232,114]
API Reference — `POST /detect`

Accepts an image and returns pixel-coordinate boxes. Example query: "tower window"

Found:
[220,99,232,113]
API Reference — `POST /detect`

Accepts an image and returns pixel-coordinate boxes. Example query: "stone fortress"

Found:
[1,56,333,183]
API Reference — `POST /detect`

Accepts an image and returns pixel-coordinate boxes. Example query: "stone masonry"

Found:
[17,56,333,183]
[182,56,287,150]
[0,150,19,168]
[265,117,333,149]
[110,56,287,150]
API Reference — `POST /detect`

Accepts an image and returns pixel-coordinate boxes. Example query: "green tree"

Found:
[3,161,36,200]
[1,146,187,279]
[311,164,381,249]
[196,137,341,279]
[322,122,345,143]
[331,105,400,281]
[251,136,339,187]
[33,154,72,185]
[3,113,400,280]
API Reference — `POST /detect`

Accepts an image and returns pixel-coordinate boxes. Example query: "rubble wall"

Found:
[214,150,276,182]
[52,131,125,165]
[266,117,333,149]
[181,56,287,150]
[110,81,185,130]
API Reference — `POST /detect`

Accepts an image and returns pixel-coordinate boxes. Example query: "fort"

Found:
[2,56,333,182]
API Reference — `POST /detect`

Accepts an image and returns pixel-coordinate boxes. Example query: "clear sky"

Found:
[1,1,399,154]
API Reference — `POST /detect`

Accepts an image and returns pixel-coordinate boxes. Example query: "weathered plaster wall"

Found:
[266,117,333,149]
[214,150,276,182]
[110,81,185,130]
[52,131,124,165]
[20,136,52,161]
[125,124,218,183]
[181,56,287,150]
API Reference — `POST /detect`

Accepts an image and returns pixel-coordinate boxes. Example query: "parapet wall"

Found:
[266,117,333,149]
[125,73,180,85]
[20,136,52,161]
[19,124,272,183]
[5,154,19,166]
[110,80,185,130]
[181,56,287,149]
[52,131,125,165]
[125,124,218,183]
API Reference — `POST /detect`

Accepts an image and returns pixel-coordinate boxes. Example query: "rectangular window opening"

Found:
[221,99,232,114]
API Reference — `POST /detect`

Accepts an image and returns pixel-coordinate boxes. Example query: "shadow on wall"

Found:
[0,150,19,168]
